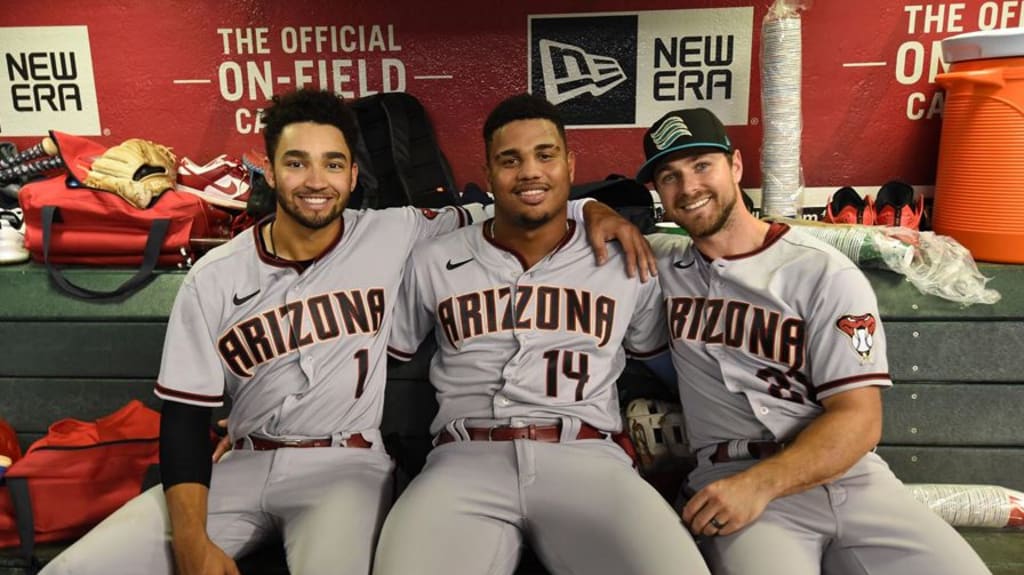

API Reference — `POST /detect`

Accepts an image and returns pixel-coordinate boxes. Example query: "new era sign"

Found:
[529,8,753,127]
[0,26,101,136]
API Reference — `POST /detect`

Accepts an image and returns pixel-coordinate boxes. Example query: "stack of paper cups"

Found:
[761,15,804,218]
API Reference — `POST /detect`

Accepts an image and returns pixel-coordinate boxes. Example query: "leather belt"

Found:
[436,423,605,446]
[710,440,783,463]
[234,433,372,451]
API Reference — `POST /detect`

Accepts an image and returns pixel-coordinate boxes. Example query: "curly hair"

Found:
[261,89,361,162]
[482,93,567,158]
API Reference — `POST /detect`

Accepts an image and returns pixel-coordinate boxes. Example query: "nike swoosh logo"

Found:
[205,178,249,198]
[445,257,474,270]
[233,289,261,305]
[673,259,695,269]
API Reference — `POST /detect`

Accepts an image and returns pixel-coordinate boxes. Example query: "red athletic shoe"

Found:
[824,186,875,225]
[177,155,251,210]
[874,180,924,229]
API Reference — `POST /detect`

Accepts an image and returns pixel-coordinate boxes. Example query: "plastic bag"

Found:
[776,218,1001,305]
[907,484,1024,528]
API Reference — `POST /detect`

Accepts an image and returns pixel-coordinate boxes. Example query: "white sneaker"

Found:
[177,155,251,210]
[0,208,29,264]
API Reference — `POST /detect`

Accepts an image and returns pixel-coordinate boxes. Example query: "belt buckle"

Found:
[487,426,497,441]
[279,439,305,447]
[526,424,537,441]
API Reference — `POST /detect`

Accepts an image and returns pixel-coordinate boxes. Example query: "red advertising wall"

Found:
[1,1,1020,206]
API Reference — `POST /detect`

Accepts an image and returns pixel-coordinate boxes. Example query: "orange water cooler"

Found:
[934,29,1024,263]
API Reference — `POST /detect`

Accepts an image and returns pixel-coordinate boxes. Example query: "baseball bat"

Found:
[0,136,59,170]
[0,155,65,183]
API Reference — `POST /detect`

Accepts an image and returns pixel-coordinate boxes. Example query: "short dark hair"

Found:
[261,89,361,162]
[482,93,567,157]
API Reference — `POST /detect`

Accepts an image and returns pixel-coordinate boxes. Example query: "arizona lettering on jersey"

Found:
[437,285,615,348]
[666,296,805,371]
[218,287,385,377]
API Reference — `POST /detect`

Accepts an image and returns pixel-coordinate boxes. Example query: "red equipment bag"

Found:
[19,177,231,300]
[0,401,160,560]
[19,176,229,266]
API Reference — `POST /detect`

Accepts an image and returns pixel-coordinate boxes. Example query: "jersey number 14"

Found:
[543,350,591,401]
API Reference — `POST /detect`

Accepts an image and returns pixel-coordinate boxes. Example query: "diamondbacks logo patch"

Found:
[419,208,439,220]
[835,313,877,360]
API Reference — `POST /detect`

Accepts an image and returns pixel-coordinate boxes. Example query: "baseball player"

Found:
[41,89,650,575]
[638,108,991,574]
[374,94,710,575]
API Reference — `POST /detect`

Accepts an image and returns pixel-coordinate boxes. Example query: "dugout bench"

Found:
[0,261,1022,574]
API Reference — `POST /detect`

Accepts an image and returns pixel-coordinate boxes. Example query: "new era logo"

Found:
[651,116,693,151]
[539,39,627,105]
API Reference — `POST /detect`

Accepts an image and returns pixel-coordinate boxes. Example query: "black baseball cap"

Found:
[636,108,732,183]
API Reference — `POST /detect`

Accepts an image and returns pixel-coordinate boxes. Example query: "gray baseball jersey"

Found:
[650,223,990,575]
[155,205,479,443]
[651,223,891,453]
[376,220,710,575]
[388,219,668,434]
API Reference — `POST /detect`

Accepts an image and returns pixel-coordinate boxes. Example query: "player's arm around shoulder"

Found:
[387,235,450,361]
[402,203,483,242]
[579,200,659,281]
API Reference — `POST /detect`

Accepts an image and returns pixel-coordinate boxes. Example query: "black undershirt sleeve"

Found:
[159,401,213,490]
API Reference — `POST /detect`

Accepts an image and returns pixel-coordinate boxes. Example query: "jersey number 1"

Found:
[543,350,590,401]
[354,349,368,398]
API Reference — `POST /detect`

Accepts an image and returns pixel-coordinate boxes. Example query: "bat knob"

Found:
[42,136,59,157]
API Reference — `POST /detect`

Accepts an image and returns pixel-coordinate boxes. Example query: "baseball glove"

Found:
[84,139,177,208]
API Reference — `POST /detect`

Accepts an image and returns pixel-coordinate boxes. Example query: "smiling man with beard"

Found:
[641,107,990,575]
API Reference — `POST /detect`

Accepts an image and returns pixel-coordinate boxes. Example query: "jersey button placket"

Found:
[300,353,315,376]
[497,276,526,417]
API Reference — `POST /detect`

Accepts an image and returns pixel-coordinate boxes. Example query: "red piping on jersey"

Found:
[816,372,891,393]
[483,218,577,271]
[254,215,345,271]
[719,222,790,261]
[154,383,224,405]
[387,345,415,361]
[625,343,669,359]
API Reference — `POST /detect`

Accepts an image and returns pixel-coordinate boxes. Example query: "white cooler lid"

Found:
[942,28,1024,63]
